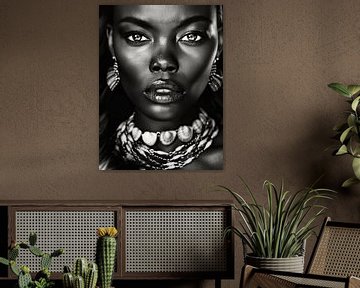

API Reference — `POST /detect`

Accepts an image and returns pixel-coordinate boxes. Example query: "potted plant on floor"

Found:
[219,178,335,273]
[328,82,360,187]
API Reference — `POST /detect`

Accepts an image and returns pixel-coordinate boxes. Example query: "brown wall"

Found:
[1,0,360,287]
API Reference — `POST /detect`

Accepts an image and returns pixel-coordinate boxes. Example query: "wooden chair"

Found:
[241,217,360,288]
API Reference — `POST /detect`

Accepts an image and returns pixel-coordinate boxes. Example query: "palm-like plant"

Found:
[220,179,334,258]
[328,83,360,187]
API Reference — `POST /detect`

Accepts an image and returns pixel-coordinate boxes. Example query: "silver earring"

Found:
[208,57,223,92]
[107,56,120,91]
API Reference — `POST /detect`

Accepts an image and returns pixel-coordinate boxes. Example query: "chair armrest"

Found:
[349,276,360,288]
[240,265,296,288]
[240,265,352,288]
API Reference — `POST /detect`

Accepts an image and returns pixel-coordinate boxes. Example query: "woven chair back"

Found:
[307,217,360,278]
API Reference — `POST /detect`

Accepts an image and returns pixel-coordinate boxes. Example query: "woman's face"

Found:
[108,5,221,126]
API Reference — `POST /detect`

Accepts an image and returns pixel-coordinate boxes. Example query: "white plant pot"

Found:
[245,254,305,273]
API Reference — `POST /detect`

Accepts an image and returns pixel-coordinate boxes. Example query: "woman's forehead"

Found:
[113,5,216,24]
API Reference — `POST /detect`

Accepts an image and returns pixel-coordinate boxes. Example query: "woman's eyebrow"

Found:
[177,16,212,29]
[116,17,153,29]
[116,15,211,29]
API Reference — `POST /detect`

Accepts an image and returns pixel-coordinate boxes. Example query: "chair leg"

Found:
[215,278,221,288]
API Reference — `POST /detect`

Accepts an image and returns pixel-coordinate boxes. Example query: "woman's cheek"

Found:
[118,55,150,85]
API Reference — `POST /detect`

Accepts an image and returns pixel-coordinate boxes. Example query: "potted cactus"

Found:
[96,227,118,288]
[0,232,63,288]
[328,82,360,187]
[62,258,98,288]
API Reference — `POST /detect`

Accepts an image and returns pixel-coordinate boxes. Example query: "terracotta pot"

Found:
[245,254,305,273]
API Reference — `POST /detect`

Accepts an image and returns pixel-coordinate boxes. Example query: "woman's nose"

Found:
[149,43,179,73]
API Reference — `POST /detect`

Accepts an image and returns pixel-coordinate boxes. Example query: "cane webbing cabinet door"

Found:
[0,201,234,283]
[121,205,233,279]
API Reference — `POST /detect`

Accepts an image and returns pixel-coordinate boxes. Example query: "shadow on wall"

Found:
[298,113,360,220]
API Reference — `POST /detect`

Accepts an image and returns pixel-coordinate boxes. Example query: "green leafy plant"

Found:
[328,82,360,187]
[219,179,335,258]
[0,232,63,288]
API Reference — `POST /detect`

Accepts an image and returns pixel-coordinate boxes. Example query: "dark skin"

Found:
[107,5,223,169]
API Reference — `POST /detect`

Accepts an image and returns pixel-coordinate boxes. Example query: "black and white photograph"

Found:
[99,5,223,170]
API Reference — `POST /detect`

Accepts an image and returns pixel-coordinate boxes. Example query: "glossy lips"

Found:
[143,80,185,104]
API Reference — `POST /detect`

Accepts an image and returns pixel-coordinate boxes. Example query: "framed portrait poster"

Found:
[99,5,223,170]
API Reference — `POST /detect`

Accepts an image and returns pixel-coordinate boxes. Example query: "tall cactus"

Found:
[96,227,118,288]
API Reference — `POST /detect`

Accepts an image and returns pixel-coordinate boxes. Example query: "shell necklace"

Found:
[114,109,218,170]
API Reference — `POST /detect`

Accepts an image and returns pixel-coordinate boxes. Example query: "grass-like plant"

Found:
[220,179,335,258]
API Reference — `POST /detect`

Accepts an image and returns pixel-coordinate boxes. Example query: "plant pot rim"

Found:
[245,253,304,259]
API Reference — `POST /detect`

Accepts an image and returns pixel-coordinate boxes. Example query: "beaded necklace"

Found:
[114,109,219,170]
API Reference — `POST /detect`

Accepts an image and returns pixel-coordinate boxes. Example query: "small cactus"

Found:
[74,275,85,288]
[18,268,32,288]
[0,257,9,266]
[29,245,44,257]
[9,246,19,260]
[74,258,88,279]
[29,232,37,246]
[34,268,51,284]
[19,243,30,249]
[85,262,98,288]
[10,260,21,276]
[63,259,98,288]
[41,253,52,270]
[63,272,74,288]
[0,232,63,288]
[51,248,64,258]
[96,227,118,288]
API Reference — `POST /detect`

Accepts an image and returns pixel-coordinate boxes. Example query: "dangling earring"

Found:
[107,56,120,91]
[208,57,223,92]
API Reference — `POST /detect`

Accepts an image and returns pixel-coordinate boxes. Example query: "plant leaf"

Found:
[340,126,353,143]
[351,96,360,111]
[347,85,360,97]
[342,177,360,188]
[328,83,351,97]
[352,157,360,179]
[347,114,356,128]
[349,135,360,157]
[336,144,348,155]
[0,257,9,266]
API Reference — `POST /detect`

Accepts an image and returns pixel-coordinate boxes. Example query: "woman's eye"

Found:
[125,33,150,45]
[179,32,204,44]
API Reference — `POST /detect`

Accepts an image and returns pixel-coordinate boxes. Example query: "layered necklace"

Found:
[114,109,219,170]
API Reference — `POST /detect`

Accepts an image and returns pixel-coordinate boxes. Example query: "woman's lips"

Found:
[143,80,186,104]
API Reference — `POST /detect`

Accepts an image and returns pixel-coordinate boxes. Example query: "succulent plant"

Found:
[85,262,98,288]
[62,259,98,288]
[74,275,85,288]
[0,232,63,288]
[96,227,118,288]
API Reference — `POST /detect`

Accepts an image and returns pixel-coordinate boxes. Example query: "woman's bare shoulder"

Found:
[184,130,223,170]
